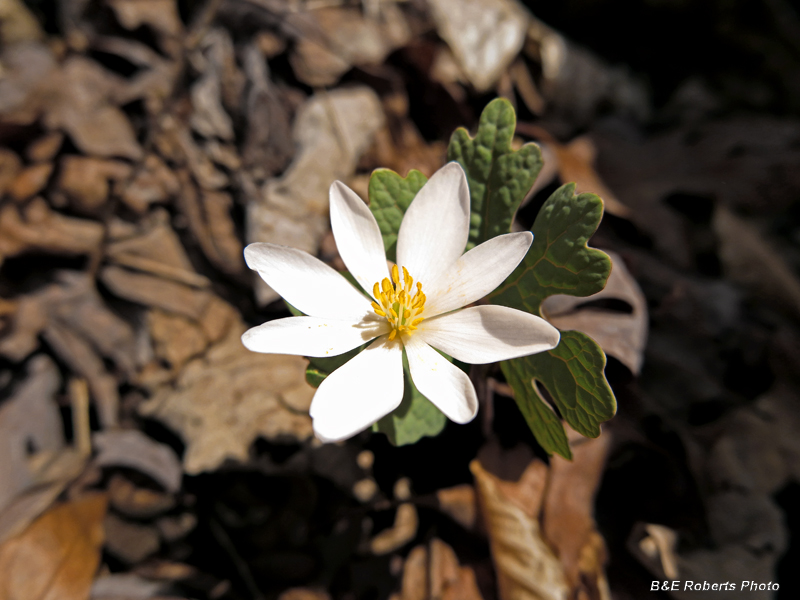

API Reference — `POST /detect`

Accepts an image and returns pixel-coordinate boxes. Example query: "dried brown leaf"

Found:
[139,319,314,474]
[0,197,104,265]
[0,149,22,196]
[120,154,179,213]
[289,5,410,87]
[0,0,44,44]
[370,503,419,555]
[25,132,63,163]
[58,155,132,213]
[542,428,611,596]
[104,512,160,564]
[427,0,528,92]
[541,251,648,374]
[471,459,568,600]
[101,265,213,320]
[176,172,245,277]
[108,474,176,519]
[7,162,53,202]
[0,356,64,514]
[247,86,384,304]
[436,484,478,530]
[44,57,143,160]
[0,494,107,600]
[93,429,183,493]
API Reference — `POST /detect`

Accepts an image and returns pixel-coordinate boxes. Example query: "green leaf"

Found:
[368,169,428,262]
[373,352,447,445]
[491,183,616,458]
[501,330,616,456]
[447,97,543,249]
[490,183,612,316]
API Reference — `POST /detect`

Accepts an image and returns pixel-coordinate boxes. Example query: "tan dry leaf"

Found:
[107,0,183,39]
[247,86,384,304]
[0,356,64,514]
[25,131,63,163]
[0,494,107,600]
[436,484,478,530]
[471,459,568,600]
[0,197,104,266]
[189,29,237,141]
[7,162,53,202]
[289,5,411,87]
[541,251,648,374]
[57,155,132,214]
[104,512,160,564]
[0,42,58,126]
[427,0,528,92]
[542,428,611,597]
[93,429,182,493]
[139,319,314,474]
[44,56,143,160]
[394,539,484,600]
[107,474,175,519]
[0,0,44,44]
[713,206,800,319]
[176,172,245,277]
[519,126,629,218]
[370,503,419,555]
[119,154,179,213]
[0,149,22,196]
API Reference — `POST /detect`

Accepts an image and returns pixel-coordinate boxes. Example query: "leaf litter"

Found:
[0,0,799,598]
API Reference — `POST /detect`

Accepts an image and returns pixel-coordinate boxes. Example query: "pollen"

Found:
[371,265,426,341]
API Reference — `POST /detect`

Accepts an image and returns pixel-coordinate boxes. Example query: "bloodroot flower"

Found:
[242,163,560,442]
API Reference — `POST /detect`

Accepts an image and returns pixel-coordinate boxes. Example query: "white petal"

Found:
[424,232,533,317]
[310,336,404,442]
[396,162,470,287]
[329,181,389,295]
[244,243,371,320]
[403,334,478,424]
[418,305,560,364]
[242,316,390,357]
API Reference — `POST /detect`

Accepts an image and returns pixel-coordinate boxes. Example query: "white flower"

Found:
[242,162,560,442]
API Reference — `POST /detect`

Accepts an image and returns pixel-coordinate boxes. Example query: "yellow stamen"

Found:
[371,265,427,340]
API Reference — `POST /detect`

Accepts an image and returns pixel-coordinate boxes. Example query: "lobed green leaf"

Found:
[368,169,428,262]
[447,97,543,249]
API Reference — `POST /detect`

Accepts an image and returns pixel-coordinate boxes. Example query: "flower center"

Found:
[371,265,426,341]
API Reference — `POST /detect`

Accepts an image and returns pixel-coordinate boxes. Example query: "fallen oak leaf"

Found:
[0,494,107,600]
[541,251,648,374]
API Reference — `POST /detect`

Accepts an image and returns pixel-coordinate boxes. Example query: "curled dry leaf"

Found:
[521,126,630,218]
[370,503,419,556]
[0,197,104,266]
[542,427,612,596]
[0,149,22,196]
[541,251,648,374]
[0,356,64,515]
[241,41,293,178]
[392,539,484,600]
[139,318,314,474]
[436,484,478,530]
[427,0,529,92]
[44,57,143,160]
[471,459,568,600]
[120,154,180,214]
[7,162,53,203]
[189,29,238,141]
[176,171,245,277]
[57,155,132,214]
[289,5,411,87]
[247,86,385,304]
[0,271,138,427]
[0,494,107,600]
[93,429,183,493]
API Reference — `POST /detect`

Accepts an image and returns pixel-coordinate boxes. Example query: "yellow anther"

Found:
[371,265,426,340]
